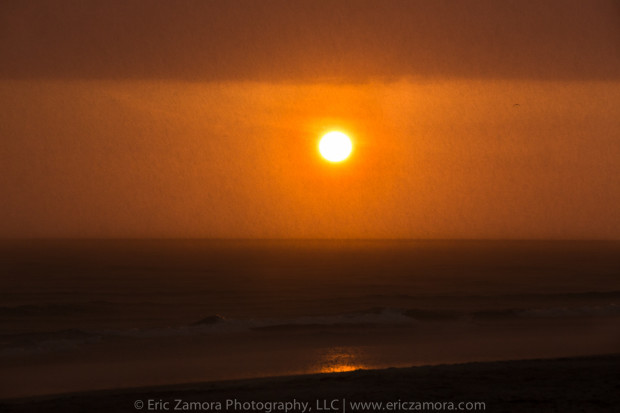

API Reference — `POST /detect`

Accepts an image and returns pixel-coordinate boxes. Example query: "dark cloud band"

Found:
[1,0,619,81]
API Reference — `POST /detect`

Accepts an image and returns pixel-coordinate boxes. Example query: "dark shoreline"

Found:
[2,354,619,412]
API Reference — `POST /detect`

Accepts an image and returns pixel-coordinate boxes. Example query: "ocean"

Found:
[1,240,619,398]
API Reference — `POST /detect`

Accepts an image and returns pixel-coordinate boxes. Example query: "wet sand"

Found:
[1,354,619,412]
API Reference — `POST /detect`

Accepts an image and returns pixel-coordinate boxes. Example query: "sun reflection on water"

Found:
[316,347,367,373]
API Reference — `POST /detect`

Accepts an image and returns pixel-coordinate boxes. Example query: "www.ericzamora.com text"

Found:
[138,398,486,412]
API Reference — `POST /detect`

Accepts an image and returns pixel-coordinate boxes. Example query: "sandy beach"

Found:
[2,354,619,412]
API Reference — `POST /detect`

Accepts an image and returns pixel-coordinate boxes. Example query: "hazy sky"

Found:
[1,0,619,238]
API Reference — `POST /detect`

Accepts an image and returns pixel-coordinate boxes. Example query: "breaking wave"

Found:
[1,302,619,356]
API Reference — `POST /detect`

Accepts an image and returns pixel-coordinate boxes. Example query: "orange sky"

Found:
[1,1,619,238]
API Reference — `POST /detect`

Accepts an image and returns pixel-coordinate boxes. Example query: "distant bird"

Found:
[513,103,520,107]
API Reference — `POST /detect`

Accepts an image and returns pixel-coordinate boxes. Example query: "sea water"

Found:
[1,240,619,397]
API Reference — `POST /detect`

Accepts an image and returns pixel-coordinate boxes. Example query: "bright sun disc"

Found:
[319,132,353,162]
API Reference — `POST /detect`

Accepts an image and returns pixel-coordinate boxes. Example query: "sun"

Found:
[319,131,353,162]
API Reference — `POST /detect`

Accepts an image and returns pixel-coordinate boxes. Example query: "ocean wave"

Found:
[2,303,619,356]
[0,329,102,356]
[361,290,620,301]
[0,300,167,317]
[517,304,620,318]
[0,303,94,317]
